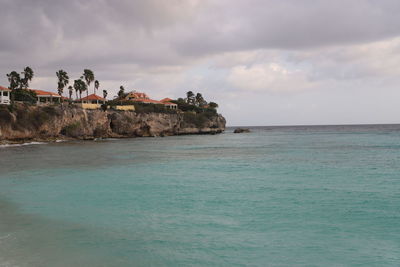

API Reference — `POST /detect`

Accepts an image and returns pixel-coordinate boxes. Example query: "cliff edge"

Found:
[0,104,226,143]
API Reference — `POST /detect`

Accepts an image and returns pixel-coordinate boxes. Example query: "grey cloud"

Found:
[174,0,400,56]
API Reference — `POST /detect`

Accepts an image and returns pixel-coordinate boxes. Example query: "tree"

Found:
[208,102,218,109]
[74,79,87,101]
[68,85,73,100]
[186,91,195,105]
[7,71,21,91]
[94,80,99,95]
[103,89,108,99]
[20,66,34,89]
[56,70,69,96]
[118,85,125,99]
[195,93,206,107]
[82,69,94,98]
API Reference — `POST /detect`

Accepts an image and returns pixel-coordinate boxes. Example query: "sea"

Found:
[0,125,399,266]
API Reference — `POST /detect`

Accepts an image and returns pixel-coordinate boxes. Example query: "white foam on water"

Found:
[0,142,47,148]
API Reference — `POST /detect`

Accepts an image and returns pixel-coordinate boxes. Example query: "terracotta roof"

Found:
[30,89,61,97]
[133,98,177,106]
[126,92,149,99]
[132,98,163,104]
[78,94,106,101]
[160,98,174,103]
[0,85,11,91]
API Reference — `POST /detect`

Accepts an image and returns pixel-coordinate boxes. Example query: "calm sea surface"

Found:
[0,125,399,266]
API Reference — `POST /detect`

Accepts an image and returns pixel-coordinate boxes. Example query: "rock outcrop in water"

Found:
[0,104,226,143]
[234,128,250,133]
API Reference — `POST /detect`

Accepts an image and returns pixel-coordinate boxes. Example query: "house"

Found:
[125,91,149,100]
[78,94,106,104]
[30,89,61,105]
[76,94,106,109]
[0,86,11,105]
[125,91,178,109]
[160,98,178,110]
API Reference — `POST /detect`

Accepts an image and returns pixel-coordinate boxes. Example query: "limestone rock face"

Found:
[0,104,226,142]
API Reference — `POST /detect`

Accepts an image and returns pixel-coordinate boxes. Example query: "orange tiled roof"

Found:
[160,98,174,103]
[0,85,11,91]
[78,94,106,101]
[30,89,61,97]
[132,98,163,104]
[127,92,149,99]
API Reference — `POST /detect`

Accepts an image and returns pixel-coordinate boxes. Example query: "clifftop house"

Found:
[125,91,177,109]
[77,94,106,104]
[30,89,61,105]
[0,86,11,105]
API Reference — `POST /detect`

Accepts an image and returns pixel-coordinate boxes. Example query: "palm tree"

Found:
[186,91,195,105]
[195,93,206,107]
[83,69,94,98]
[7,71,20,91]
[118,85,125,99]
[103,89,108,99]
[73,80,80,100]
[56,70,69,96]
[6,71,20,103]
[68,85,73,100]
[94,80,99,95]
[73,79,87,102]
[21,66,34,89]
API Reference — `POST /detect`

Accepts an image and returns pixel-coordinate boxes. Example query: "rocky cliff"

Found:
[0,104,226,143]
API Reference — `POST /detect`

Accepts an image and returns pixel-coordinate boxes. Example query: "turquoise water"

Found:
[0,125,399,266]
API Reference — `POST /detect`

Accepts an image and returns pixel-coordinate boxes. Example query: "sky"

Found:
[1,0,400,126]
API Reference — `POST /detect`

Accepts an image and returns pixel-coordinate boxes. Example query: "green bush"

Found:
[12,89,37,104]
[61,122,81,137]
[0,109,12,127]
[183,112,208,128]
[41,106,60,116]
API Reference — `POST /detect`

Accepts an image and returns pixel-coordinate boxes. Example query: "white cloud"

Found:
[227,63,315,92]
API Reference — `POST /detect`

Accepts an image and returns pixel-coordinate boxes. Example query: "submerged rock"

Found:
[234,128,250,133]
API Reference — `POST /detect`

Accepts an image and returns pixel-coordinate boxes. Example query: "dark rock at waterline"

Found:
[234,128,250,133]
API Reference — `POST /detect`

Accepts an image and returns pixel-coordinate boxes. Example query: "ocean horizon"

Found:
[1,124,400,266]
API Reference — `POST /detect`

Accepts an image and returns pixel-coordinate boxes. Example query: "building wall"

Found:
[77,103,101,109]
[0,91,10,105]
[114,105,135,111]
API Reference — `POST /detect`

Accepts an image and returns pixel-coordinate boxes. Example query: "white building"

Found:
[0,86,11,105]
[30,89,61,105]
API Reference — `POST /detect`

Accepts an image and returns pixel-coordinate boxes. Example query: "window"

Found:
[3,91,8,96]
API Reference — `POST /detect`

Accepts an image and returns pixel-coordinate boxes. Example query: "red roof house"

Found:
[77,94,106,104]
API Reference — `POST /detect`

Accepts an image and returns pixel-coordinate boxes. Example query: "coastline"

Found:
[0,104,226,144]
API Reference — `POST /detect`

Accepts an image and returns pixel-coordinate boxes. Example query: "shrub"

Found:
[93,125,107,137]
[12,89,37,104]
[183,112,208,128]
[41,106,60,116]
[0,109,12,127]
[100,104,108,111]
[61,122,81,137]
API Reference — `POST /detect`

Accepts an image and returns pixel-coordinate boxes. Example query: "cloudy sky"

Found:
[1,0,400,126]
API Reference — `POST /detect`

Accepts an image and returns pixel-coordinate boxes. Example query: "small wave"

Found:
[0,142,47,148]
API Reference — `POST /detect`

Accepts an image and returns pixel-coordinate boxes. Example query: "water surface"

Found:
[0,125,399,266]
